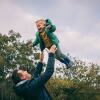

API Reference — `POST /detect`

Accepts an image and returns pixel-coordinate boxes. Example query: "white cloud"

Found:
[0,0,100,65]
[0,1,41,40]
[56,27,100,65]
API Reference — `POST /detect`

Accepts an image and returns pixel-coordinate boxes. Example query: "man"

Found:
[12,45,57,100]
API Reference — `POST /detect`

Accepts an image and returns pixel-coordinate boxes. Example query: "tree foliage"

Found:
[0,30,35,80]
[0,31,100,100]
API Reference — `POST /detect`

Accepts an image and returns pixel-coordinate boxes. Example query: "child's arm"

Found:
[45,19,56,32]
[32,32,39,47]
[47,25,56,32]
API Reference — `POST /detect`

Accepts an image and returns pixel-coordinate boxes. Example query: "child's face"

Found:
[36,20,45,32]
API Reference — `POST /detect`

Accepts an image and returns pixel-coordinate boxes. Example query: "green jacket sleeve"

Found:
[45,19,56,33]
[32,33,39,47]
[48,25,56,32]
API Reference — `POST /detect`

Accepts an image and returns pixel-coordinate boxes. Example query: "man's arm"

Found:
[33,62,43,78]
[33,53,44,78]
[28,45,57,91]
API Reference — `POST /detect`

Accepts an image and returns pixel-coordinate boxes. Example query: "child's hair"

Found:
[35,19,46,25]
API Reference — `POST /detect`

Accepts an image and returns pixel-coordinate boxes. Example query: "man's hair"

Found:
[11,69,22,84]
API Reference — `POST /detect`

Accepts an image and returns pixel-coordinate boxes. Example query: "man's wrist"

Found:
[39,62,43,65]
[49,53,54,57]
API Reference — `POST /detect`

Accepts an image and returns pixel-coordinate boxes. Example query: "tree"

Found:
[0,30,100,100]
[0,30,35,80]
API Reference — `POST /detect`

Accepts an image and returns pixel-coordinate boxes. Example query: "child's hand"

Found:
[46,24,51,29]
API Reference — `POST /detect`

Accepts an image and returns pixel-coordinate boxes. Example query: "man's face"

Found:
[36,20,45,32]
[18,70,32,80]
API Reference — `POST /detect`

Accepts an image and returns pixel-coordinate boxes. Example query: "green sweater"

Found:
[33,19,59,51]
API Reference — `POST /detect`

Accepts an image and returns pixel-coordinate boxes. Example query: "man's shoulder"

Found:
[16,80,28,87]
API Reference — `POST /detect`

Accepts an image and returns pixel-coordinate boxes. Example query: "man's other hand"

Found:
[49,45,57,54]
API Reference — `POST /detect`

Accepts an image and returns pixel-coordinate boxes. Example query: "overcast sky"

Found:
[0,0,100,65]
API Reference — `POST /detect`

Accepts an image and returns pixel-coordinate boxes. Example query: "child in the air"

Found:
[32,19,73,68]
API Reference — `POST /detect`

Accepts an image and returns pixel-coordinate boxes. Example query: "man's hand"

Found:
[27,43,32,48]
[49,45,57,54]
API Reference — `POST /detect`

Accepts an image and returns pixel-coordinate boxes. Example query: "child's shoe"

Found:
[66,61,74,69]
